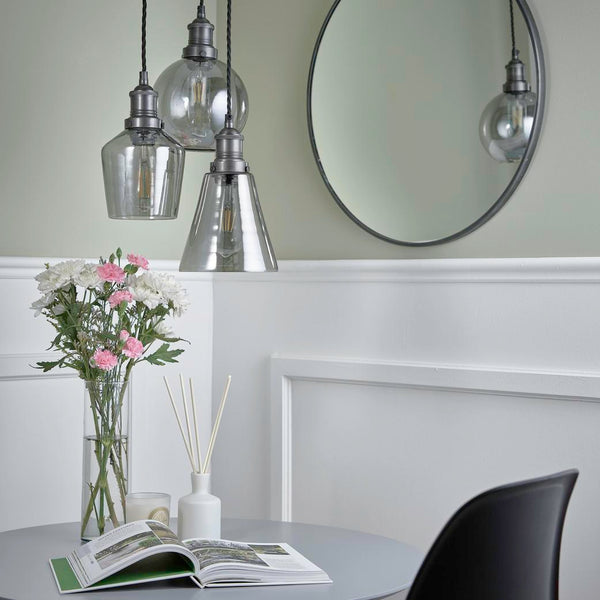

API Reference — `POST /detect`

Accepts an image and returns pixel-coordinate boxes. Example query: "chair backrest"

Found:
[407,469,578,600]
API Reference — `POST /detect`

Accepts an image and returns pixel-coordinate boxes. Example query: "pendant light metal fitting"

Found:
[210,117,249,174]
[124,71,163,130]
[502,0,531,94]
[503,49,531,94]
[182,3,218,61]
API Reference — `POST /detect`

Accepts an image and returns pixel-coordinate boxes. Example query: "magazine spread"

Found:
[49,520,331,594]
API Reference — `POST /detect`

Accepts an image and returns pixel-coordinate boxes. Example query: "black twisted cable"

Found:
[141,0,147,72]
[226,0,232,121]
[509,0,516,55]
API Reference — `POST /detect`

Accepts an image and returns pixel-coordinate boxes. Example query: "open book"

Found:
[50,520,332,593]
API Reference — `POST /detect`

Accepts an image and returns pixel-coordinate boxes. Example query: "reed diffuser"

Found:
[164,375,231,540]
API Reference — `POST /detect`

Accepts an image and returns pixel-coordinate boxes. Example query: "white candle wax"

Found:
[126,492,171,525]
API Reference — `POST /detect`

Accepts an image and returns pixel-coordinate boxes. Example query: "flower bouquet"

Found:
[32,249,188,538]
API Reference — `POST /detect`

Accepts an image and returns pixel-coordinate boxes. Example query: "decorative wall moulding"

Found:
[0,353,79,381]
[213,257,600,284]
[2,256,600,283]
[0,258,211,281]
[269,355,600,521]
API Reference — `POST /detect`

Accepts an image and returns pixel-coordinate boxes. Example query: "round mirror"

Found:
[308,0,545,246]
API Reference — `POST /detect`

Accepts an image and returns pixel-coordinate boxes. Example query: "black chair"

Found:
[406,469,578,600]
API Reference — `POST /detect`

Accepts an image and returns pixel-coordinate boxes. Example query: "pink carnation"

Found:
[92,349,118,371]
[108,290,133,308]
[97,262,126,283]
[123,336,144,359]
[119,330,130,341]
[127,253,149,270]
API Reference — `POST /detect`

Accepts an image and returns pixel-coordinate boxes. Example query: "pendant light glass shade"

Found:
[102,121,185,219]
[180,171,276,272]
[479,87,536,163]
[180,121,277,272]
[154,4,248,151]
[155,59,248,151]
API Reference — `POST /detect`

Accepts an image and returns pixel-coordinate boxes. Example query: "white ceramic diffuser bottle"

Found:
[178,472,221,540]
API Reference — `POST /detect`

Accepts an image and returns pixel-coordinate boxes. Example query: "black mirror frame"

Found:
[307,0,546,247]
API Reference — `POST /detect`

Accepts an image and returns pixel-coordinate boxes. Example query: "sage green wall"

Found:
[0,0,598,259]
[217,0,600,259]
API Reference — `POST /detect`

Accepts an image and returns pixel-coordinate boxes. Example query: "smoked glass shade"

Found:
[102,128,185,219]
[479,90,536,163]
[154,59,248,151]
[180,172,277,272]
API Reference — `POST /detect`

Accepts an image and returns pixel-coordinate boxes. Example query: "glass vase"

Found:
[81,378,130,540]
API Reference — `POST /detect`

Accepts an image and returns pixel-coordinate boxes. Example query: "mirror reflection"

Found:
[308,0,544,245]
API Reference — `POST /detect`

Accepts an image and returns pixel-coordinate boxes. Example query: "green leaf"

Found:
[35,360,60,372]
[144,343,185,366]
[116,247,122,260]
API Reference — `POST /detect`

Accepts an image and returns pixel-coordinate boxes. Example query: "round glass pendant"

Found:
[154,58,248,150]
[479,90,536,163]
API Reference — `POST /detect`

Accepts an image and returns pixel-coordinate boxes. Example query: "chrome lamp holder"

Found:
[210,116,248,174]
[503,49,531,94]
[124,71,162,130]
[182,4,218,61]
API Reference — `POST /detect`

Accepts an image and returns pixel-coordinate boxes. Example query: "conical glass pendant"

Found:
[180,171,276,272]
[180,121,276,272]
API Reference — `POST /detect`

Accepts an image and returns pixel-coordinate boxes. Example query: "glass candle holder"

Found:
[125,492,171,526]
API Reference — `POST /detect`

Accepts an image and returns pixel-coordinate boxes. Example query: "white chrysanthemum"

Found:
[128,272,189,316]
[30,292,55,316]
[74,263,102,289]
[154,320,174,337]
[35,259,86,292]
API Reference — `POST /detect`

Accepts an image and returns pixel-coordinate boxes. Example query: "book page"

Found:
[183,539,269,572]
[183,539,330,582]
[67,520,194,587]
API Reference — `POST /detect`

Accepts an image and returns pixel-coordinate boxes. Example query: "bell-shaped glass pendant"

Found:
[154,4,248,151]
[180,121,276,272]
[102,125,185,219]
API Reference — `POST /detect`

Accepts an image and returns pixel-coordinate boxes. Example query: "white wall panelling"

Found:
[0,258,214,532]
[210,258,600,600]
[270,356,600,522]
[3,256,600,598]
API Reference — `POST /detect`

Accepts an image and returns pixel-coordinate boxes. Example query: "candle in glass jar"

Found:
[125,492,171,525]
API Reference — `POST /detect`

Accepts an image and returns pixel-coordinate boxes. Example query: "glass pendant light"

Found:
[102,0,185,219]
[479,0,536,163]
[153,0,248,151]
[180,0,277,273]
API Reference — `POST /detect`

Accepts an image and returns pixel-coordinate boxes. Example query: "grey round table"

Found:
[0,518,423,600]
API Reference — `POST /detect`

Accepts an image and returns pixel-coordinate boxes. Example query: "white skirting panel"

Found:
[0,258,214,532]
[209,258,600,600]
